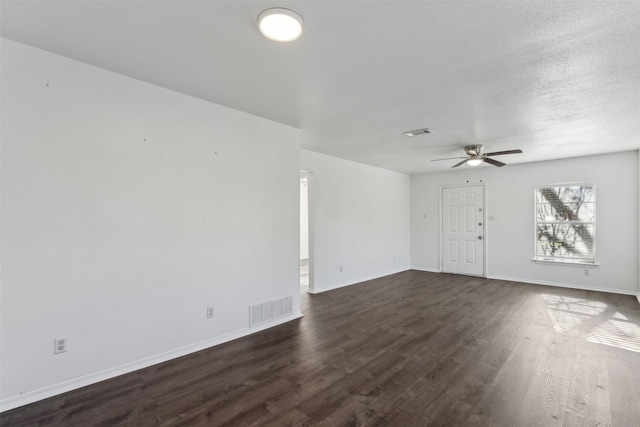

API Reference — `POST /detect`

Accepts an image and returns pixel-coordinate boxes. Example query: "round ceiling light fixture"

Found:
[258,8,304,42]
[466,156,483,166]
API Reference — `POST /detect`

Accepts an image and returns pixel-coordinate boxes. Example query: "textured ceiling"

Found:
[2,1,639,174]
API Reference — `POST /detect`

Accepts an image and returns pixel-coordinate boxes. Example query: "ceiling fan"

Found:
[431,145,523,168]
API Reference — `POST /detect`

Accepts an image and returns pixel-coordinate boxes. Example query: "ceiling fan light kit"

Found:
[431,144,523,168]
[466,157,483,166]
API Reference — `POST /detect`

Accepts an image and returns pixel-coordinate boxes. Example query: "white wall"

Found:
[0,39,301,410]
[301,150,411,293]
[412,151,639,295]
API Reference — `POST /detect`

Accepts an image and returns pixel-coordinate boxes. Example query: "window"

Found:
[534,184,595,264]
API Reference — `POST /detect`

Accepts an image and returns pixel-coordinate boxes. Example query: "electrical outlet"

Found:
[54,338,67,354]
[339,265,344,273]
[207,306,215,318]
[584,269,590,276]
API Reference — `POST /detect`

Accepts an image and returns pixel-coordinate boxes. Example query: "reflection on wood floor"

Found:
[2,270,639,426]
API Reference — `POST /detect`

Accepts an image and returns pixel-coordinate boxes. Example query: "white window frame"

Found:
[533,184,596,265]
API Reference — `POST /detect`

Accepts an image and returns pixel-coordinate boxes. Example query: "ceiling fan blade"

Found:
[452,159,468,168]
[483,149,523,156]
[431,156,467,162]
[484,157,506,167]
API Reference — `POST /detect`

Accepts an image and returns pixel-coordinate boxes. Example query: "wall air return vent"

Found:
[250,296,293,326]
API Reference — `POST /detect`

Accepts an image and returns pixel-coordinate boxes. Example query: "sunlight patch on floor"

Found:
[546,308,590,333]
[612,311,628,321]
[543,294,640,353]
[543,294,605,333]
[583,319,640,353]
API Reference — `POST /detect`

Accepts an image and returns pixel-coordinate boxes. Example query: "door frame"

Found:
[438,183,487,277]
[300,170,315,293]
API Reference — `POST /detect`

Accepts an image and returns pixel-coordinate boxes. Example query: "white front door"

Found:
[441,185,484,276]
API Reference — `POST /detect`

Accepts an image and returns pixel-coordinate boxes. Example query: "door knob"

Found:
[478,236,483,240]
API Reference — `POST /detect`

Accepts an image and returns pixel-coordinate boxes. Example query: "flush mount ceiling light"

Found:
[258,8,304,42]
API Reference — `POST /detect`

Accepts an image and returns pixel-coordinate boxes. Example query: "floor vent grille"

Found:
[250,296,293,326]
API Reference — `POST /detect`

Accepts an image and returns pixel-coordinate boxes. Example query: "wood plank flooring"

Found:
[2,271,640,426]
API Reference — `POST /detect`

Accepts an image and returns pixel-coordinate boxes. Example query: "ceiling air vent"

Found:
[403,128,432,137]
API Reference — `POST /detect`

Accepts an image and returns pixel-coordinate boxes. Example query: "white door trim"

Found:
[301,170,315,293]
[438,183,487,277]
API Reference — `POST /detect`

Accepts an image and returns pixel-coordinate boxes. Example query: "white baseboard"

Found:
[0,312,303,413]
[308,268,410,294]
[410,268,640,302]
[410,266,440,273]
[486,274,638,297]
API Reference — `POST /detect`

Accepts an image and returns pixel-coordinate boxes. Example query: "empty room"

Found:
[1,1,639,426]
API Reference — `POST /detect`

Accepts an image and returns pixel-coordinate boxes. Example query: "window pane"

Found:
[537,186,594,204]
[536,202,594,221]
[536,223,595,260]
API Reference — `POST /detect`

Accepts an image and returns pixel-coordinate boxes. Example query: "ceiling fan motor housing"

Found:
[465,145,485,156]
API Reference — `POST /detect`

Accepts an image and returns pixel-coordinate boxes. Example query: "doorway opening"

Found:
[300,171,314,293]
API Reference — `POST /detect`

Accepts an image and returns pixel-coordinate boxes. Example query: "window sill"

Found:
[531,258,599,266]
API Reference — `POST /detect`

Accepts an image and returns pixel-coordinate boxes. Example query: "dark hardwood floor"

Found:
[2,271,640,426]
